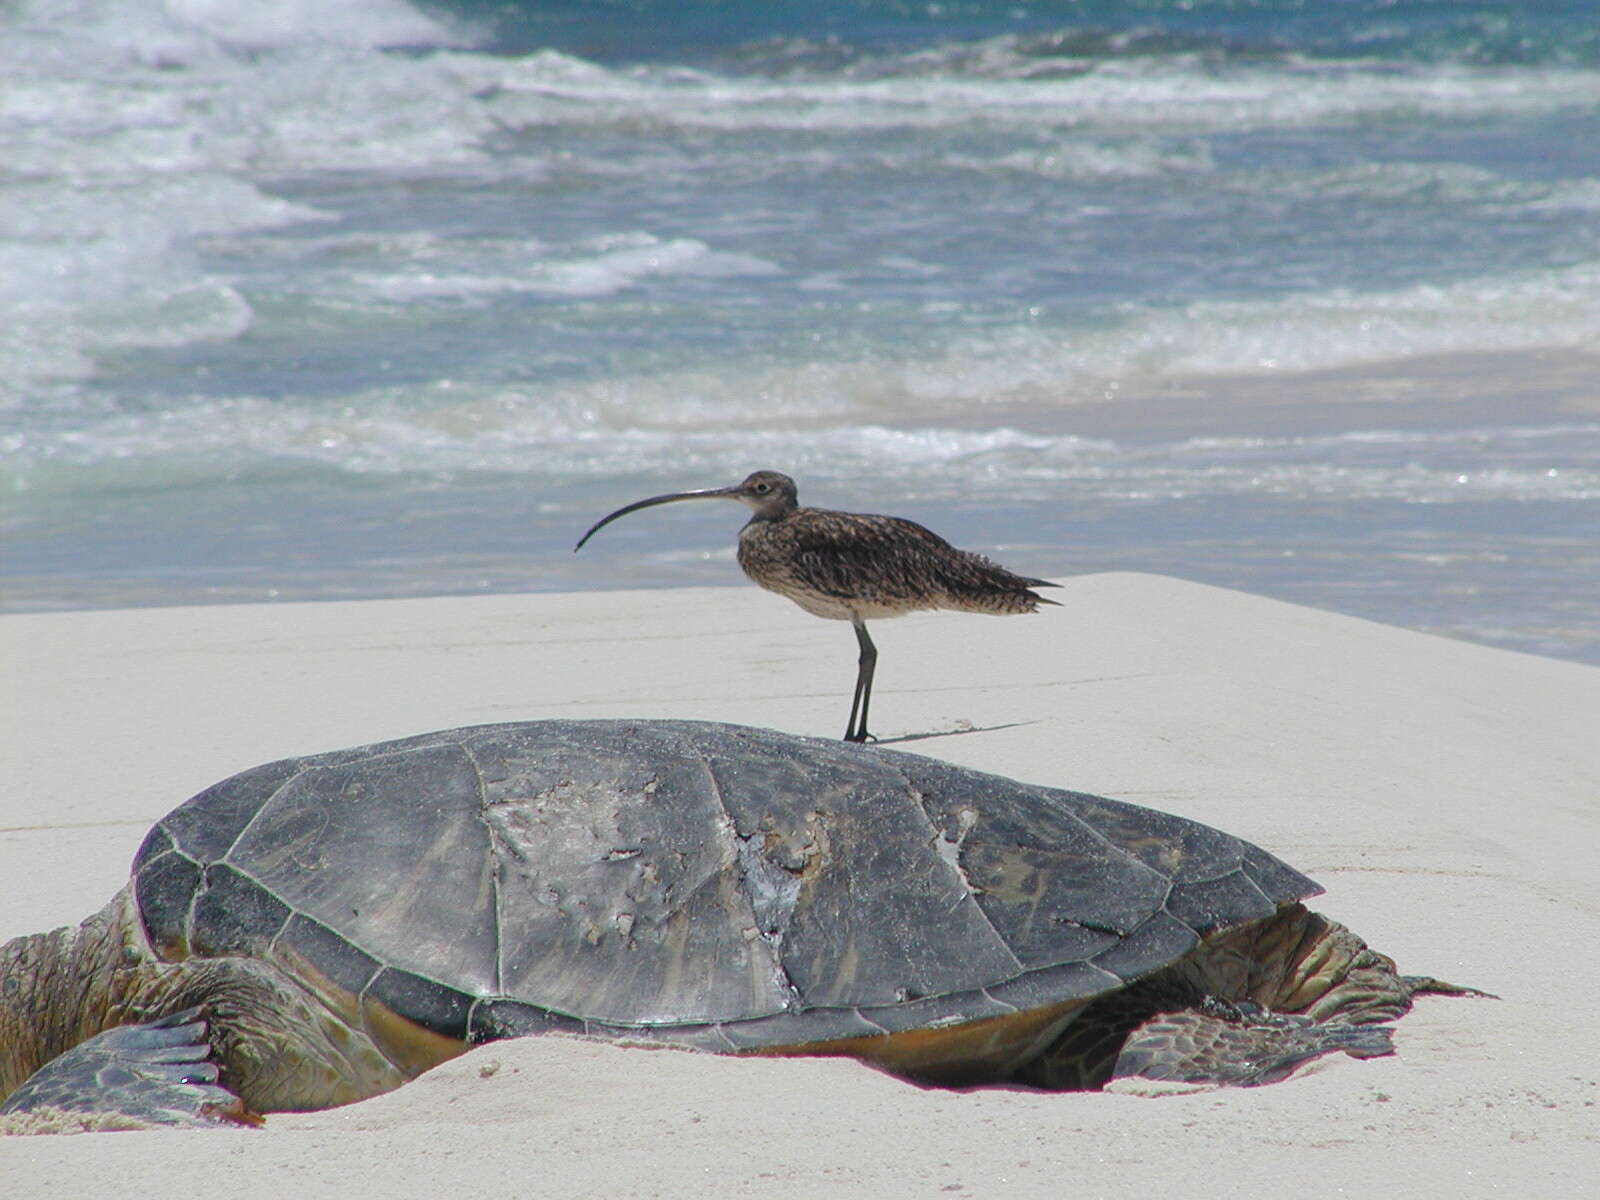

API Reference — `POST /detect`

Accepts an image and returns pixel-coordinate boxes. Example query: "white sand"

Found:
[3,573,1597,1196]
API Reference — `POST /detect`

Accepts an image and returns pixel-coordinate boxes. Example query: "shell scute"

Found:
[189,864,292,958]
[981,959,1123,1009]
[227,741,498,997]
[275,913,381,998]
[1240,842,1322,902]
[133,848,202,956]
[1089,910,1202,982]
[139,720,1322,1045]
[693,736,1026,1011]
[465,998,587,1044]
[150,757,301,863]
[1165,868,1279,932]
[474,722,784,1025]
[366,967,474,1041]
[1043,791,1248,885]
[904,759,1172,965]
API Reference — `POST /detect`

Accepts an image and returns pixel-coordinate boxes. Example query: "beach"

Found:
[4,573,1597,1195]
[5,3,1597,1187]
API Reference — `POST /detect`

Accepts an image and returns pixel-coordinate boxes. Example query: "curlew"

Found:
[574,470,1057,742]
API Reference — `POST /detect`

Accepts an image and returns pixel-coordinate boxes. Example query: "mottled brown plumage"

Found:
[575,470,1057,741]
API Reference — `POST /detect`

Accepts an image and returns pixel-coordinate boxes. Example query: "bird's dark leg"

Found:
[845,618,878,743]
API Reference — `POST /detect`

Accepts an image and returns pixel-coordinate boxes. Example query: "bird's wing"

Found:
[780,512,992,603]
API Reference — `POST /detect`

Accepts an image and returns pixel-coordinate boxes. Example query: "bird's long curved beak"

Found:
[574,485,744,551]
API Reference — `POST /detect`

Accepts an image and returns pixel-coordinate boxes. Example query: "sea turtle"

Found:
[1,720,1472,1130]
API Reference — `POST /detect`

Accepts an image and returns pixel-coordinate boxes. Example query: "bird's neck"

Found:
[742,501,798,525]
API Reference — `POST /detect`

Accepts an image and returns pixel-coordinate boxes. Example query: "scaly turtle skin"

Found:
[0,721,1471,1128]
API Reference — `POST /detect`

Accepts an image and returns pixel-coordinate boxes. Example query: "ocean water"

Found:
[2,0,1598,663]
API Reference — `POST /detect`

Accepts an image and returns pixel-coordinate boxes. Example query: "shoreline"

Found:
[5,344,1597,628]
[3,574,1597,1193]
[979,345,1600,443]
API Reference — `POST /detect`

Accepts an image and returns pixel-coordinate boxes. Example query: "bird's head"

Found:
[728,471,799,518]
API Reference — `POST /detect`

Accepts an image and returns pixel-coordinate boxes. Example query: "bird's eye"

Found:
[753,482,770,494]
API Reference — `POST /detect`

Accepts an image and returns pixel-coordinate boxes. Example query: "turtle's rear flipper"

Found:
[0,1006,258,1130]
[1403,975,1497,1000]
[1110,999,1395,1089]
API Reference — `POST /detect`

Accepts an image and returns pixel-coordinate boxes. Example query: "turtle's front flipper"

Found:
[1111,998,1395,1088]
[0,1007,256,1130]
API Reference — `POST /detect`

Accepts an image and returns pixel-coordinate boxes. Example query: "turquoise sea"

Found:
[2,1,1597,661]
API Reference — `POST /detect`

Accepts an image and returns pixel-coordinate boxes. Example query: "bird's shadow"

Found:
[871,720,1038,746]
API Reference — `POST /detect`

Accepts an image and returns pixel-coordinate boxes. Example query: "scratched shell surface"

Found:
[128,720,1319,1043]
